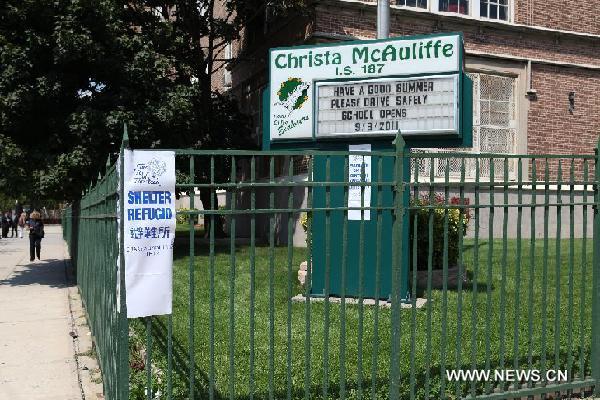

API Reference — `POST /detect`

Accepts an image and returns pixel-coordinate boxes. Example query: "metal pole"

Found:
[592,136,600,396]
[389,131,405,400]
[377,0,390,39]
[118,123,130,400]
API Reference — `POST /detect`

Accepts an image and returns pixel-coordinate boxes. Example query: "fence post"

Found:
[389,131,406,400]
[118,123,130,400]
[593,137,600,396]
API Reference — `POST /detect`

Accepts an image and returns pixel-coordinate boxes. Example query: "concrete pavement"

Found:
[0,225,102,400]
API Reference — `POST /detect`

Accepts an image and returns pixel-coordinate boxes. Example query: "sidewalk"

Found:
[0,225,101,400]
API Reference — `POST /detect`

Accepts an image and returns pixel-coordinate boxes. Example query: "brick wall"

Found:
[527,64,600,179]
[314,4,598,66]
[346,0,600,36]
[529,65,600,156]
[224,0,600,165]
[514,0,600,36]
[312,4,600,162]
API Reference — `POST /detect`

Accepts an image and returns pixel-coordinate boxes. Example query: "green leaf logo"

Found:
[276,78,310,114]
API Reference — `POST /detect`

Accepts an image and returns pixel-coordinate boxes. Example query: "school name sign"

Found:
[269,34,461,141]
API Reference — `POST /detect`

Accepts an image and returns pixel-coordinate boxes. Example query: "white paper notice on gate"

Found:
[348,144,371,221]
[123,150,175,318]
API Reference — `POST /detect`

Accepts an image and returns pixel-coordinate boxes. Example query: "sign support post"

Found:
[377,0,390,39]
[264,33,473,301]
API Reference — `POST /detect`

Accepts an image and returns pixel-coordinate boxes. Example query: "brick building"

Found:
[209,0,599,242]
[215,0,599,179]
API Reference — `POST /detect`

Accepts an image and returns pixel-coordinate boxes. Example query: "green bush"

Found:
[409,194,471,270]
[175,208,202,225]
[300,212,311,247]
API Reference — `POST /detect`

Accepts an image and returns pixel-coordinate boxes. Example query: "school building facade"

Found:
[216,0,598,162]
[209,0,599,241]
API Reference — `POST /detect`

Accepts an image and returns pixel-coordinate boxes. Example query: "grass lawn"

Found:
[130,236,593,399]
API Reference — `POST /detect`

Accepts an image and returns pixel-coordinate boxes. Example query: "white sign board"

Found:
[269,34,461,141]
[123,150,175,318]
[317,75,458,137]
[348,144,371,221]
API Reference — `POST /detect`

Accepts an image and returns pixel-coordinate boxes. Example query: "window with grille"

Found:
[480,0,509,20]
[439,0,469,14]
[412,72,517,181]
[397,0,428,8]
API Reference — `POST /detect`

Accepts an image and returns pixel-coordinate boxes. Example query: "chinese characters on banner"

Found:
[348,144,371,221]
[123,150,175,318]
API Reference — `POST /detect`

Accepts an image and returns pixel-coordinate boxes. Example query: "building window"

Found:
[222,70,232,89]
[439,0,469,14]
[413,72,517,180]
[480,0,508,20]
[222,43,233,90]
[225,43,232,61]
[397,0,427,8]
[399,0,512,22]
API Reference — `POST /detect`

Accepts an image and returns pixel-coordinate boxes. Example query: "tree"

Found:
[0,0,289,202]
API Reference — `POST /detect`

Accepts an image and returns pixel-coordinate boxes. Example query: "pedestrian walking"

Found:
[11,212,18,237]
[15,200,23,217]
[1,212,11,238]
[28,211,45,261]
[17,211,26,239]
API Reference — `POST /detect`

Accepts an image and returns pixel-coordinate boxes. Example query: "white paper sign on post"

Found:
[123,150,175,318]
[348,144,371,221]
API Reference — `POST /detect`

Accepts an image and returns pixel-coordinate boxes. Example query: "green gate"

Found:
[63,131,600,399]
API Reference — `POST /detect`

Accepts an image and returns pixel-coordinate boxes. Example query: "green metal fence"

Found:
[63,155,129,400]
[63,134,600,400]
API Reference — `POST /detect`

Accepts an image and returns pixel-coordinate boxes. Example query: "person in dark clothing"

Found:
[15,201,23,217]
[1,212,11,238]
[11,213,18,237]
[28,211,44,261]
[13,201,23,237]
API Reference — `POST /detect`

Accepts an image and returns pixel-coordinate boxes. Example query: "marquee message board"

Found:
[268,33,463,142]
[316,74,459,137]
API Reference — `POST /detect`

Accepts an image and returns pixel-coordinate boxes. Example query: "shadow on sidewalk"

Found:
[0,259,75,289]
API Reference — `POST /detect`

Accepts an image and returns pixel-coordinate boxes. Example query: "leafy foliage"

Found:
[410,194,471,270]
[0,0,300,201]
[0,134,28,194]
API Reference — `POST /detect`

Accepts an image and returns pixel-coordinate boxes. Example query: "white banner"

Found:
[348,144,371,221]
[123,150,175,318]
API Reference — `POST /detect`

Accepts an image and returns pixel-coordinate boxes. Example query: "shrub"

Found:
[176,208,202,225]
[409,194,471,270]
[300,212,311,248]
[300,212,309,233]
